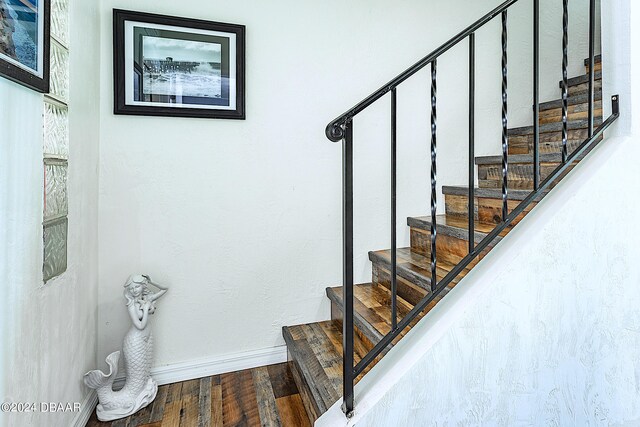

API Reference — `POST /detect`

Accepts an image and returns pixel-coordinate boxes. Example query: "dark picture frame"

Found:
[0,0,50,92]
[113,9,245,119]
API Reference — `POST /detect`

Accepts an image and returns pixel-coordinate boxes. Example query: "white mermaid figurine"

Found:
[84,274,168,421]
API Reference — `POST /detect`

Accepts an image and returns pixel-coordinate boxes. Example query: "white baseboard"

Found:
[71,389,97,427]
[113,345,288,389]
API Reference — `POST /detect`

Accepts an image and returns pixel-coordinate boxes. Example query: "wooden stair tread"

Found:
[443,185,548,201]
[508,117,603,136]
[559,71,602,89]
[408,214,508,242]
[584,54,602,65]
[326,283,420,347]
[475,151,585,166]
[539,90,602,111]
[369,247,471,292]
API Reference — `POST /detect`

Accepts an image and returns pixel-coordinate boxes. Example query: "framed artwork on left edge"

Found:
[0,0,50,92]
[113,9,246,120]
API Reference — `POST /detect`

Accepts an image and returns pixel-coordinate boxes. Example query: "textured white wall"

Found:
[317,1,640,425]
[96,0,595,371]
[0,1,100,426]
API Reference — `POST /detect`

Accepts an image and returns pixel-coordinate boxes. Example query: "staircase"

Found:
[284,53,609,424]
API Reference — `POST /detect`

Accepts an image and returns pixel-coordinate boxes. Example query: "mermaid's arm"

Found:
[142,275,169,291]
[128,302,149,330]
[146,289,167,302]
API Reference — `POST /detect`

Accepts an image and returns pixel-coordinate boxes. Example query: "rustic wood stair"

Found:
[283,55,604,423]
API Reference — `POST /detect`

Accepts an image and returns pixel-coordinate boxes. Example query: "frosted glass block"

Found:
[43,217,68,282]
[44,161,68,220]
[51,0,69,46]
[50,41,69,103]
[43,102,69,158]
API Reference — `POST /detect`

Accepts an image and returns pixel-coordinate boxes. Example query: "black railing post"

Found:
[562,0,569,162]
[341,120,354,418]
[391,88,398,330]
[588,0,596,137]
[468,33,475,253]
[501,11,509,221]
[533,0,540,188]
[430,60,438,293]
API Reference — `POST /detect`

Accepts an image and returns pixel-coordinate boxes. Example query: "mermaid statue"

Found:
[84,274,168,421]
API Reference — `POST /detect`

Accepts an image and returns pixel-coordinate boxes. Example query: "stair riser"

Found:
[509,129,597,155]
[330,301,379,352]
[410,228,489,267]
[372,263,463,310]
[445,194,536,225]
[568,78,602,97]
[372,264,427,307]
[478,161,573,190]
[289,358,319,424]
[540,103,602,125]
[283,330,322,424]
[585,62,602,74]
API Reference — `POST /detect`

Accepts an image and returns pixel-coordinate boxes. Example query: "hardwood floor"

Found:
[86,362,310,427]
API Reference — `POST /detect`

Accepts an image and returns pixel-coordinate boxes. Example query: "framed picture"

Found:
[0,0,50,92]
[113,9,245,120]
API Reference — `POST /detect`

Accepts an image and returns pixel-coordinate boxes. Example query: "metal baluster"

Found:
[341,120,354,418]
[588,0,596,137]
[562,0,569,162]
[430,60,437,293]
[391,88,398,330]
[501,11,508,222]
[468,34,475,253]
[533,0,540,188]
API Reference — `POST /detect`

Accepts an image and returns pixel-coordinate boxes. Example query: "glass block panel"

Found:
[43,217,68,282]
[50,41,69,103]
[51,0,69,46]
[44,161,68,220]
[43,102,69,158]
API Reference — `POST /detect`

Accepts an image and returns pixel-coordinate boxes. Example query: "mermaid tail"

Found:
[83,329,157,421]
[84,351,120,391]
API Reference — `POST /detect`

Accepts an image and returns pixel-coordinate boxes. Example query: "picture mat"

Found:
[124,20,236,110]
[0,0,45,76]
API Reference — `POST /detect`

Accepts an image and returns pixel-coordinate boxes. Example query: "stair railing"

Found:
[326,0,619,417]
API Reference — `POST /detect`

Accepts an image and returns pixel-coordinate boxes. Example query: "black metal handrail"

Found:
[329,0,618,417]
[325,0,519,142]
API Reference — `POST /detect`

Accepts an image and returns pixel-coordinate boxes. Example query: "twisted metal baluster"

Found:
[502,10,509,221]
[501,11,508,222]
[430,60,437,293]
[561,0,569,163]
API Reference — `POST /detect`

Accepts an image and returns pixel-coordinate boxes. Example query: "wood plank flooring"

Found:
[86,362,310,427]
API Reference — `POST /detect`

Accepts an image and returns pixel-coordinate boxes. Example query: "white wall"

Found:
[96,0,594,372]
[0,1,100,426]
[317,1,640,425]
